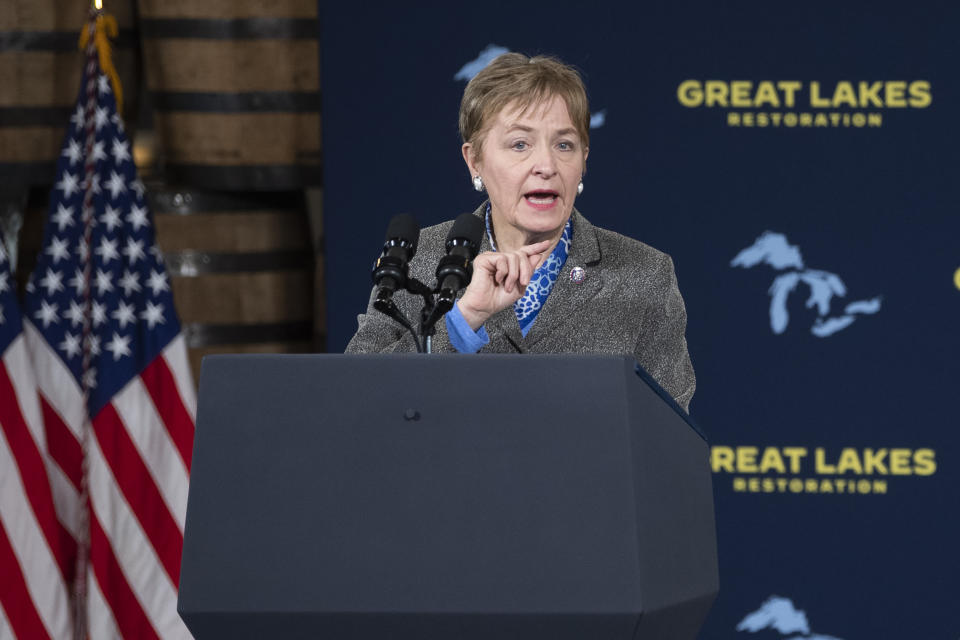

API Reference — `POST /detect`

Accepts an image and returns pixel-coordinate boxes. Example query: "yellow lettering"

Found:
[778,81,802,107]
[820,479,834,493]
[757,112,769,127]
[730,81,752,107]
[857,479,872,494]
[868,113,882,127]
[705,81,729,107]
[737,446,758,473]
[677,80,703,107]
[753,82,780,107]
[759,448,786,474]
[782,447,807,473]
[809,82,830,108]
[789,478,803,493]
[909,80,931,107]
[727,112,741,126]
[800,112,814,126]
[836,448,863,475]
[914,449,936,475]
[748,477,760,492]
[873,480,887,494]
[889,448,911,474]
[711,446,735,472]
[858,81,883,107]
[815,448,836,474]
[805,478,818,492]
[885,81,907,107]
[733,477,747,491]
[833,81,858,107]
[863,449,888,474]
[742,112,754,126]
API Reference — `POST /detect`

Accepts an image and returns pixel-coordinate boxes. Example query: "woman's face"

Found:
[463,95,587,249]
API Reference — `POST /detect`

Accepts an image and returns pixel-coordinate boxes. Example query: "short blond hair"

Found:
[459,52,590,160]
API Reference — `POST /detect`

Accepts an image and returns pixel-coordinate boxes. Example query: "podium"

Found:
[178,354,718,639]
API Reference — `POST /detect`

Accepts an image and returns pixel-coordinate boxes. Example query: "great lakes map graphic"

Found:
[738,596,843,640]
[731,231,881,337]
[454,45,607,129]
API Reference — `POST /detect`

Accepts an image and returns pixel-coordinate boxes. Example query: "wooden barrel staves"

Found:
[138,0,321,191]
[0,0,138,192]
[150,186,316,382]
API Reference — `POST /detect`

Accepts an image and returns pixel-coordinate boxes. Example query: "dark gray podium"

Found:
[178,354,718,639]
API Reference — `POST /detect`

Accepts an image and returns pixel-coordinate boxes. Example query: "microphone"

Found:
[434,212,485,309]
[372,213,419,301]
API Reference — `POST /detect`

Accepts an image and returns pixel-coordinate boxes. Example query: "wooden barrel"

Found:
[138,0,321,191]
[149,186,318,382]
[0,0,138,192]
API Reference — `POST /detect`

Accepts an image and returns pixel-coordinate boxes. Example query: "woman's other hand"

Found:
[456,240,552,330]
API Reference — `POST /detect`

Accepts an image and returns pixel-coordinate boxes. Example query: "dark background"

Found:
[323,3,960,638]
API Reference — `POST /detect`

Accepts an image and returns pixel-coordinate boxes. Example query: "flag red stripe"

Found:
[0,366,72,580]
[39,394,83,492]
[141,356,195,470]
[91,404,183,586]
[0,520,52,640]
[88,511,161,640]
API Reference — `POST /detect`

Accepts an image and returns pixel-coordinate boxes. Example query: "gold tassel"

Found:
[78,12,123,114]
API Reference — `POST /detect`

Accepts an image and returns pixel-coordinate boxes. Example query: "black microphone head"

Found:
[446,212,485,248]
[385,213,420,252]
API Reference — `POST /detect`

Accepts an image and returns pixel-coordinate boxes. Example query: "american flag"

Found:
[0,241,73,638]
[4,12,197,639]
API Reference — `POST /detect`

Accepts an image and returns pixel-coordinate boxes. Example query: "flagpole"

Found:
[73,2,106,637]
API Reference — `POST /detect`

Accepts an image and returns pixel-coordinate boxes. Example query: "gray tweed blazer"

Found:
[346,203,696,412]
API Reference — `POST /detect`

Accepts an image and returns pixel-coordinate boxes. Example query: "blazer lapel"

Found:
[522,209,603,348]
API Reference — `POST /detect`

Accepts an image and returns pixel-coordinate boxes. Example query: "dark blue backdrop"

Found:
[322,3,960,638]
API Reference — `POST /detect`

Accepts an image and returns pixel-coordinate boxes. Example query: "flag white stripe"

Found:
[87,566,122,640]
[46,461,81,543]
[112,380,189,530]
[0,430,72,640]
[3,336,81,542]
[0,596,15,640]
[87,437,193,640]
[162,336,197,421]
[3,337,47,454]
[23,322,85,440]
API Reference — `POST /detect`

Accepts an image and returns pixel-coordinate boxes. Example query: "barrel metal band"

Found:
[140,18,317,39]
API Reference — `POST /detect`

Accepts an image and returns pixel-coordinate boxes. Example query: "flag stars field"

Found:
[101,204,122,231]
[127,203,149,230]
[52,204,75,230]
[45,236,71,263]
[56,170,80,198]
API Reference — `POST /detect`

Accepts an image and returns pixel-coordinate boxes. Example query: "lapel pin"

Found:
[570,266,586,284]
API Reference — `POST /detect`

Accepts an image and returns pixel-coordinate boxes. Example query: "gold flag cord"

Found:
[78,7,123,114]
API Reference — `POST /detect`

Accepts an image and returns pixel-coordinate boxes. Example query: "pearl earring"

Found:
[473,175,484,192]
[577,180,584,195]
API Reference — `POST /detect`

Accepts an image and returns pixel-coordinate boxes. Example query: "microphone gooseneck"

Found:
[421,213,485,341]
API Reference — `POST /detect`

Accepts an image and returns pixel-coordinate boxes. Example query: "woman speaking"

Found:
[346,53,696,412]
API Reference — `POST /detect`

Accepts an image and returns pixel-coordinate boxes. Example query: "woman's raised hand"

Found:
[456,240,552,330]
